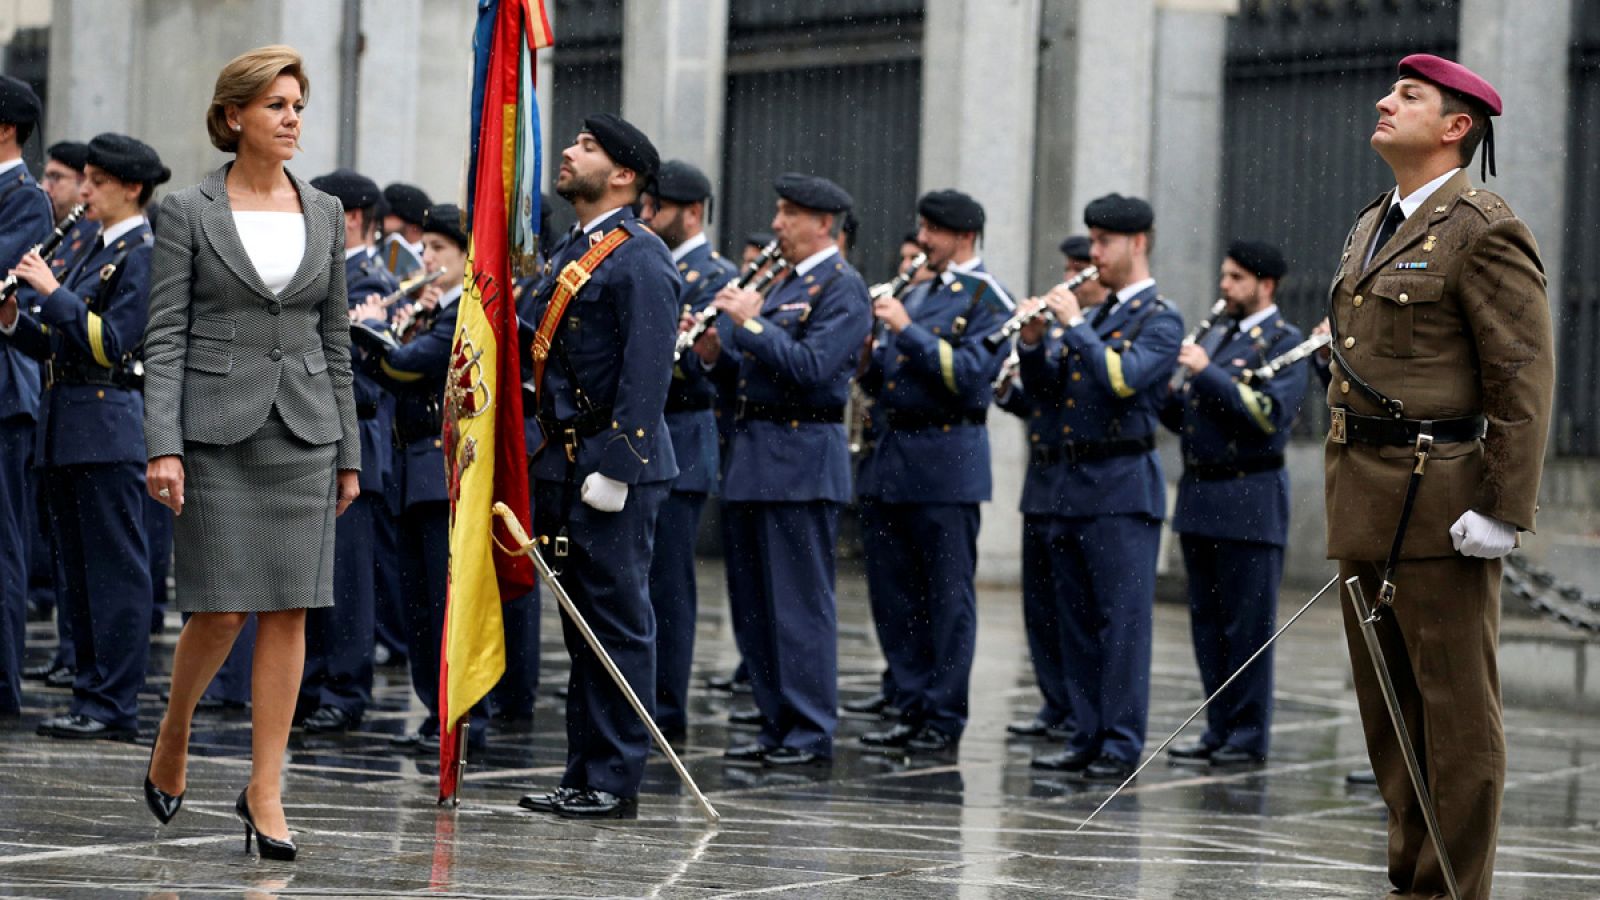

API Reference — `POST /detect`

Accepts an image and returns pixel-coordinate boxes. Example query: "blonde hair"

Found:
[206,45,309,153]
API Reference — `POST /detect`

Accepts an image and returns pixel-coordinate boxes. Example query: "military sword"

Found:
[1075,574,1339,833]
[491,502,720,823]
[1345,576,1462,900]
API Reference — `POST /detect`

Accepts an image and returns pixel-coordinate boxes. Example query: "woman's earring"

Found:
[231,123,241,132]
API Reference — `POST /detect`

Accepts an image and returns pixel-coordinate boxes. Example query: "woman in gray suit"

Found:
[141,45,360,861]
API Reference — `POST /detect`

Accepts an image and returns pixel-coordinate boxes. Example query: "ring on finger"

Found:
[158,487,171,498]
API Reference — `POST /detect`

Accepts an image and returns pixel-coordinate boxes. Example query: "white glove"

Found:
[580,472,629,513]
[1449,510,1516,559]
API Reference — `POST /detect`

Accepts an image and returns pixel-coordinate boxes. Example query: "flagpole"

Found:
[492,502,721,823]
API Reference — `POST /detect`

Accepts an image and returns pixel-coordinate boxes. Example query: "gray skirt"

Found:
[173,410,338,613]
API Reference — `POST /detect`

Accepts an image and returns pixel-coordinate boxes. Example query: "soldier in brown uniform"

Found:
[1325,54,1554,900]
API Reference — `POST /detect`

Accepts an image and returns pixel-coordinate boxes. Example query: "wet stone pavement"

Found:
[3,562,1598,899]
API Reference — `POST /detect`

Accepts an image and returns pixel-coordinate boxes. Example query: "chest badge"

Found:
[686,270,700,283]
[1422,235,1438,252]
[100,263,118,282]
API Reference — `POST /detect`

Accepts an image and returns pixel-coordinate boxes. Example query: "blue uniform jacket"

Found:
[718,249,872,504]
[1017,283,1182,519]
[6,223,152,467]
[0,167,52,423]
[1160,314,1307,546]
[370,297,458,508]
[49,218,101,279]
[666,241,737,495]
[346,249,400,495]
[518,208,681,487]
[856,266,1010,504]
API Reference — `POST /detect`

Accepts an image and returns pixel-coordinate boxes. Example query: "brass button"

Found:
[1352,295,1363,308]
[1341,381,1350,394]
[1030,433,1040,443]
[885,381,896,390]
[96,389,105,399]
[1343,337,1355,349]
[789,420,799,428]
[1397,292,1409,304]
[1071,372,1082,381]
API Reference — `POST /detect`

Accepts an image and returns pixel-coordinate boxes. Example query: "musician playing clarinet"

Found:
[1158,240,1306,769]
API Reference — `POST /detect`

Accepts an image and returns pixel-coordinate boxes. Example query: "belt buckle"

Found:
[736,397,748,421]
[1329,408,1347,445]
[562,427,578,463]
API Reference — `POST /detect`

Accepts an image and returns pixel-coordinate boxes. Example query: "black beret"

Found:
[650,160,712,204]
[901,230,921,246]
[384,183,432,227]
[745,231,774,250]
[581,113,660,183]
[773,172,852,213]
[311,168,382,211]
[1226,239,1288,281]
[1083,193,1154,233]
[917,189,985,232]
[1058,234,1092,261]
[86,133,170,186]
[0,75,41,125]
[421,203,468,249]
[47,141,89,172]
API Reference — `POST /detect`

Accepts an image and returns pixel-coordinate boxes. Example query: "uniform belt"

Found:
[1031,434,1155,467]
[47,361,137,390]
[735,401,845,425]
[1185,454,1284,481]
[884,408,988,430]
[664,394,714,414]
[1329,406,1485,447]
[536,406,615,441]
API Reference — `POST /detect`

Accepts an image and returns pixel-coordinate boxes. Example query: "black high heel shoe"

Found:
[143,729,184,824]
[235,789,297,861]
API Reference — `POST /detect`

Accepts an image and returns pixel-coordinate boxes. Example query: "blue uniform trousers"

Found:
[46,461,151,728]
[860,500,979,737]
[1048,513,1159,764]
[647,489,707,736]
[372,498,407,661]
[717,498,753,681]
[1021,514,1073,729]
[144,492,172,623]
[723,500,840,756]
[302,493,377,716]
[400,500,450,731]
[1179,535,1281,756]
[0,420,32,714]
[535,478,665,798]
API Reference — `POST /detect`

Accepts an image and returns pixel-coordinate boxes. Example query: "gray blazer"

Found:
[143,164,360,470]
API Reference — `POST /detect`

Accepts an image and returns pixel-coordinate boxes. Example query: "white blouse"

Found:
[232,211,306,295]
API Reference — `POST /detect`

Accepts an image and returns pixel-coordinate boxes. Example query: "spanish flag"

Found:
[438,0,552,802]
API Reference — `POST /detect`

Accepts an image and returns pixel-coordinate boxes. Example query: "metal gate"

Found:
[548,0,623,234]
[1558,2,1600,456]
[1220,0,1459,431]
[721,2,924,283]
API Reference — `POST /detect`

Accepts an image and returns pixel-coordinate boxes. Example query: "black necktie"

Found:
[1370,203,1406,261]
[1091,297,1117,328]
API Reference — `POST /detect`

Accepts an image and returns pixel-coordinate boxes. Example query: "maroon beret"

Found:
[1398,54,1502,116]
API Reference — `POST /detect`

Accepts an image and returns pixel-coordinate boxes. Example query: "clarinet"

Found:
[868,252,928,301]
[0,204,87,304]
[982,265,1099,351]
[674,239,780,362]
[1182,298,1228,346]
[1242,332,1332,384]
[378,267,446,308]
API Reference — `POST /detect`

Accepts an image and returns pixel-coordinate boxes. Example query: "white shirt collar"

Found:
[940,255,981,284]
[793,245,839,277]
[582,207,627,234]
[1114,277,1156,305]
[1236,303,1279,335]
[0,158,22,177]
[1390,168,1461,221]
[99,215,147,247]
[345,246,368,261]
[670,231,708,264]
[439,284,463,309]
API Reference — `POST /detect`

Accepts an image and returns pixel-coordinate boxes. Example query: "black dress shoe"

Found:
[706,672,737,693]
[554,789,637,819]
[860,722,917,748]
[1346,768,1378,787]
[518,786,580,814]
[1077,755,1136,783]
[1030,749,1096,773]
[723,742,771,765]
[390,730,440,753]
[1045,725,1073,741]
[1166,738,1216,765]
[144,728,184,824]
[302,706,360,734]
[727,707,765,727]
[841,692,889,717]
[1209,745,1265,768]
[22,662,59,681]
[1006,717,1051,737]
[764,746,830,768]
[44,667,77,689]
[906,725,957,753]
[236,789,297,861]
[38,713,136,741]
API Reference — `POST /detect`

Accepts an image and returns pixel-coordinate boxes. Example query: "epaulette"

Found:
[620,218,654,239]
[1457,187,1515,223]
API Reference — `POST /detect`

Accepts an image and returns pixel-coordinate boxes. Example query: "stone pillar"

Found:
[921,0,1042,584]
[355,0,423,189]
[45,0,138,140]
[620,0,729,232]
[408,0,476,203]
[1459,0,1574,325]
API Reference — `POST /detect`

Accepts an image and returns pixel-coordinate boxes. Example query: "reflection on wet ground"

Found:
[2,562,1597,898]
